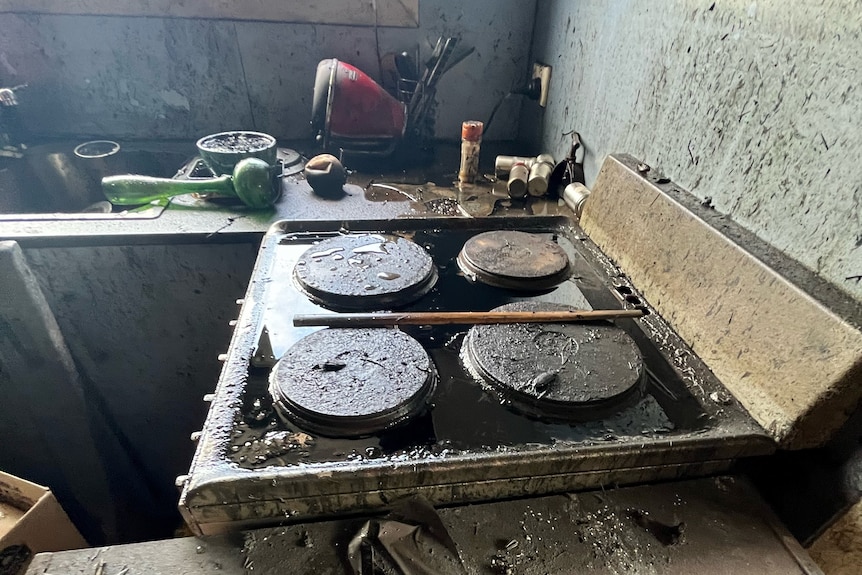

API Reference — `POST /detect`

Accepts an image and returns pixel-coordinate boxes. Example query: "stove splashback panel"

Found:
[180,216,773,536]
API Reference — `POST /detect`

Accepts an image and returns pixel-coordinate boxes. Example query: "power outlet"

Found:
[531,62,552,107]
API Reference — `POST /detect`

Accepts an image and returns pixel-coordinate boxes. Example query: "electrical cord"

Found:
[483,78,542,136]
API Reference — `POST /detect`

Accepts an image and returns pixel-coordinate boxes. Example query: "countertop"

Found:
[25,476,822,575]
[0,142,568,246]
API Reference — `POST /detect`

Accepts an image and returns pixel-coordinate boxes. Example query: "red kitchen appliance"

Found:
[311,58,406,156]
[311,38,473,157]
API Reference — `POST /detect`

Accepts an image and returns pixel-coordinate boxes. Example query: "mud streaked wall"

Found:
[0,1,535,141]
[523,0,862,301]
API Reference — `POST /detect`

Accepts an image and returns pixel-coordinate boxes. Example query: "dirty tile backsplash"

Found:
[0,0,536,141]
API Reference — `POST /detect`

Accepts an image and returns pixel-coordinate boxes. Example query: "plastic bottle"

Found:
[458,121,483,184]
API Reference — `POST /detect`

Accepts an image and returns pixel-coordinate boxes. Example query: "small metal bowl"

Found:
[73,140,121,159]
[196,131,277,176]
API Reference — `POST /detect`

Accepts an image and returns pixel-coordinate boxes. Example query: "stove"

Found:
[179,216,773,536]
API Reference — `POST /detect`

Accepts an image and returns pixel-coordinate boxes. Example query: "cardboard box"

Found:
[0,471,87,574]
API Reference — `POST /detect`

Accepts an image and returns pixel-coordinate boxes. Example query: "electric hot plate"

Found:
[293,234,437,310]
[463,301,646,421]
[456,230,572,290]
[269,328,436,437]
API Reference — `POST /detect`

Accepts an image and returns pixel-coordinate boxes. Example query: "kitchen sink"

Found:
[0,140,195,220]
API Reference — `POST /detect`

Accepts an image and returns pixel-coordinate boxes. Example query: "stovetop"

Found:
[179,216,774,536]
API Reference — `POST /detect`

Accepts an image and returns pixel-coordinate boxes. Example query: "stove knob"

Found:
[203,393,215,402]
[175,475,189,489]
[190,431,202,442]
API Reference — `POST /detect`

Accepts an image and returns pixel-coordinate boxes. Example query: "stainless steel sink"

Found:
[0,140,195,220]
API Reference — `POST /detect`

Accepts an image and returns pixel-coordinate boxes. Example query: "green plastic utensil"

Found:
[102,158,277,209]
[231,158,279,208]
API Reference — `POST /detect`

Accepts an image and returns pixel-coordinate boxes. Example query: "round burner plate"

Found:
[294,234,437,310]
[269,328,436,437]
[464,301,645,421]
[457,230,571,291]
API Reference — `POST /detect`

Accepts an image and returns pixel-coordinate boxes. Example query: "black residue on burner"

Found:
[269,328,437,438]
[378,412,437,451]
[524,371,558,394]
[432,343,673,449]
[463,301,647,422]
[293,234,437,311]
[227,339,675,469]
[227,228,688,469]
[313,360,347,372]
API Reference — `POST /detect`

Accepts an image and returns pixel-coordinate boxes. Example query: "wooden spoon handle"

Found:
[293,309,644,328]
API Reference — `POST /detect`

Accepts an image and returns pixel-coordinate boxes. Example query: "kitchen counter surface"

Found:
[25,476,822,575]
[0,142,567,246]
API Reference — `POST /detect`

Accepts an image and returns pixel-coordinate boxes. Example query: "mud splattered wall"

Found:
[522,0,862,300]
[0,0,535,141]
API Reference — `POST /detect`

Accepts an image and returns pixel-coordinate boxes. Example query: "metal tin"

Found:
[507,163,529,198]
[527,154,555,196]
[495,155,535,178]
[563,182,591,216]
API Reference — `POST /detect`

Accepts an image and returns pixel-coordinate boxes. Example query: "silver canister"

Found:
[527,153,555,196]
[495,155,535,178]
[562,182,591,216]
[507,163,530,198]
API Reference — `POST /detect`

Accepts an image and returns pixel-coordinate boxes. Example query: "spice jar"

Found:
[458,121,483,184]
